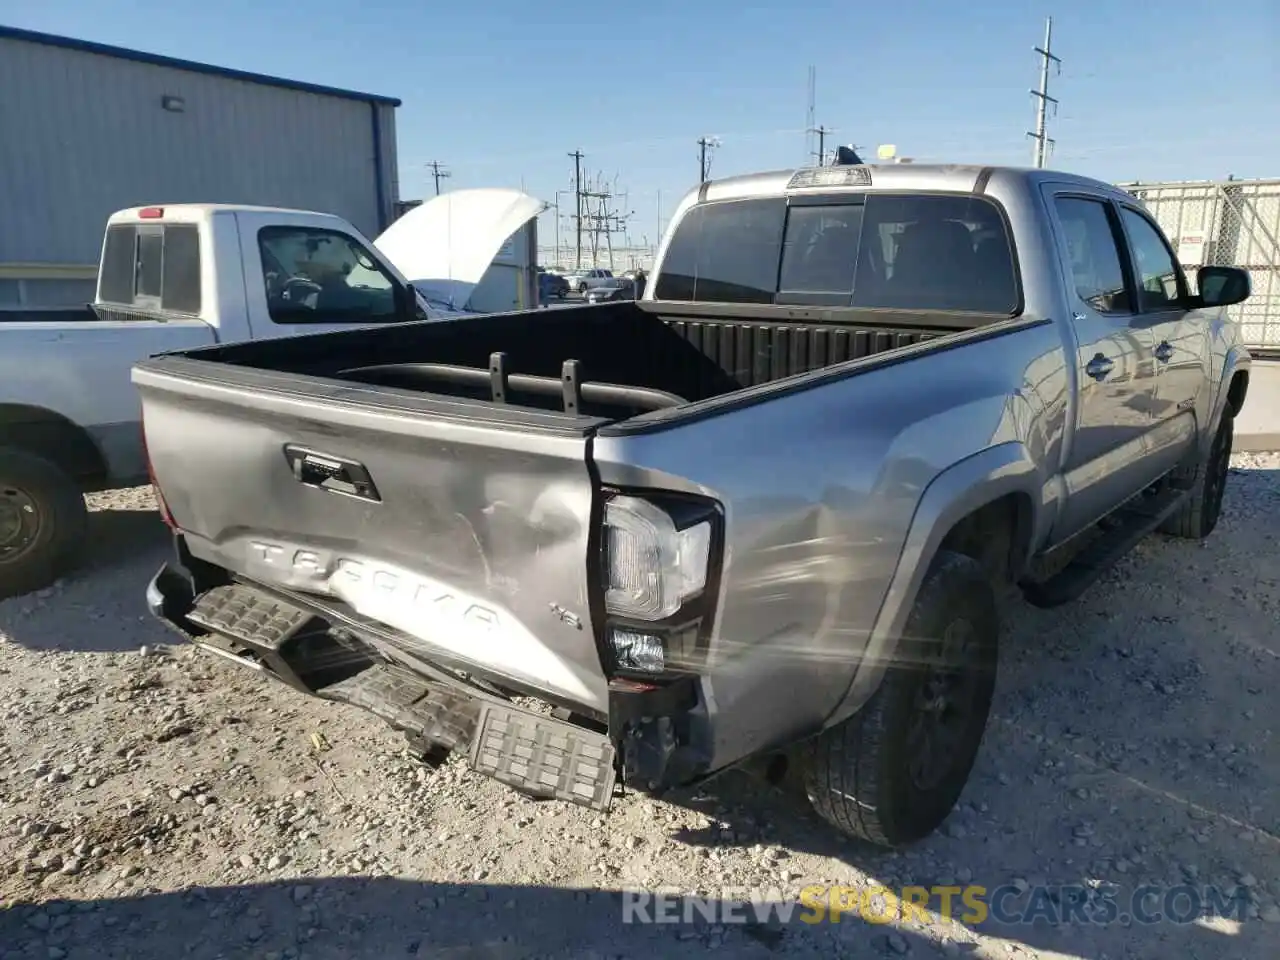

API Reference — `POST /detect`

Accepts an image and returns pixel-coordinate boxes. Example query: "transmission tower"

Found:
[579,171,631,270]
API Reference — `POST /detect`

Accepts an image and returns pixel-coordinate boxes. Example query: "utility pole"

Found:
[809,125,832,166]
[805,65,816,165]
[1027,16,1061,168]
[569,150,584,268]
[697,137,720,182]
[426,161,451,196]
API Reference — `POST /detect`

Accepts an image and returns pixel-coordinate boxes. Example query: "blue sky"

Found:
[8,0,1279,247]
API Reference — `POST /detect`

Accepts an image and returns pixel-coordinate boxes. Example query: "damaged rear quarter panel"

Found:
[591,324,1057,769]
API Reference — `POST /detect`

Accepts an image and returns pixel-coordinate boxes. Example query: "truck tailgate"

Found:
[133,357,610,713]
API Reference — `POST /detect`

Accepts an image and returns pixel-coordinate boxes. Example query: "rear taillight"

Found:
[140,419,176,529]
[596,490,724,681]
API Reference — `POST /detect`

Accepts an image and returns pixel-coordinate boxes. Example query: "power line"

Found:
[1027,16,1062,169]
[425,161,451,195]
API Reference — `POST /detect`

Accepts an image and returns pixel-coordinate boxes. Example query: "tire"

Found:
[802,551,999,848]
[1158,408,1233,540]
[0,447,89,599]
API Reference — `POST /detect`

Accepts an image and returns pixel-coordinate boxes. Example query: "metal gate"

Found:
[1117,178,1280,355]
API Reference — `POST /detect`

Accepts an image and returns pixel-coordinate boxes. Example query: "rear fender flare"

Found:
[823,441,1042,728]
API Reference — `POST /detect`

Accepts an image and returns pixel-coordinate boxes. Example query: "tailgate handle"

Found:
[283,445,381,503]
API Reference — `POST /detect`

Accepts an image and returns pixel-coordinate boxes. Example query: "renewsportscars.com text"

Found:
[621,883,1260,927]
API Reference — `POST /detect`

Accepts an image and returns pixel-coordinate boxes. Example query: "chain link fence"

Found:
[1118,177,1280,355]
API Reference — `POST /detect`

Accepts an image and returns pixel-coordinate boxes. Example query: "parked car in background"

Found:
[585,277,635,302]
[537,268,569,301]
[0,189,545,598]
[564,267,613,294]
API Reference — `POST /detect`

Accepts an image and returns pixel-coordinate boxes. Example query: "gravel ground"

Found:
[1,455,1278,960]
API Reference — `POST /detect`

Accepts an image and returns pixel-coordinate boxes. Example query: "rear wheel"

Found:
[802,551,998,847]
[0,448,89,599]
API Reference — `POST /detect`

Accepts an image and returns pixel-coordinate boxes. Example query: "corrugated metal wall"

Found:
[1119,178,1280,352]
[0,35,398,272]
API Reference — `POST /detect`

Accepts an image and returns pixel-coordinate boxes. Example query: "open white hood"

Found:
[372,188,547,313]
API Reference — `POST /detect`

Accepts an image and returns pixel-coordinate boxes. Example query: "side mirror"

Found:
[397,282,427,321]
[1196,265,1251,308]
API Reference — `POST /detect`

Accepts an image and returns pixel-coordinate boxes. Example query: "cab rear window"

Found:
[654,193,1020,314]
[98,223,202,314]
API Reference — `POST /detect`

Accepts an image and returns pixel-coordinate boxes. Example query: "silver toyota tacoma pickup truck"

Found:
[136,163,1252,847]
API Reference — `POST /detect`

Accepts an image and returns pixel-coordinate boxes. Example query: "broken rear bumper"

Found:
[145,552,711,811]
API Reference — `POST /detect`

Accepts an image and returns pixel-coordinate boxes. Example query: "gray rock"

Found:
[886,932,910,954]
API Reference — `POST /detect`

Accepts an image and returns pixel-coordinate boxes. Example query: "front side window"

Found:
[259,227,399,323]
[1054,197,1132,316]
[1119,207,1184,311]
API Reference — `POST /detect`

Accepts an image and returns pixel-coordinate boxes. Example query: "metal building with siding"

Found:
[0,25,400,310]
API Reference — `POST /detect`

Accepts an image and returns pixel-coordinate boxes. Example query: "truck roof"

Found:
[696,163,1131,205]
[107,203,354,225]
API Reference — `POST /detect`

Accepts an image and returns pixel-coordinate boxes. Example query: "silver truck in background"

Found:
[0,190,545,598]
[136,164,1251,847]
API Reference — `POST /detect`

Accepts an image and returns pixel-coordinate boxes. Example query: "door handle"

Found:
[1154,341,1174,363]
[282,445,382,503]
[1085,353,1114,381]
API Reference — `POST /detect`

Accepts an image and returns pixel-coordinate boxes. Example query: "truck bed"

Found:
[177,300,977,421]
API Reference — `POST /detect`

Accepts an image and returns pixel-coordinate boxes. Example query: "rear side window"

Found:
[654,193,1018,313]
[97,223,203,314]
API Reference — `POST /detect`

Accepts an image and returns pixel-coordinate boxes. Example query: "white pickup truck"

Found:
[0,189,546,597]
